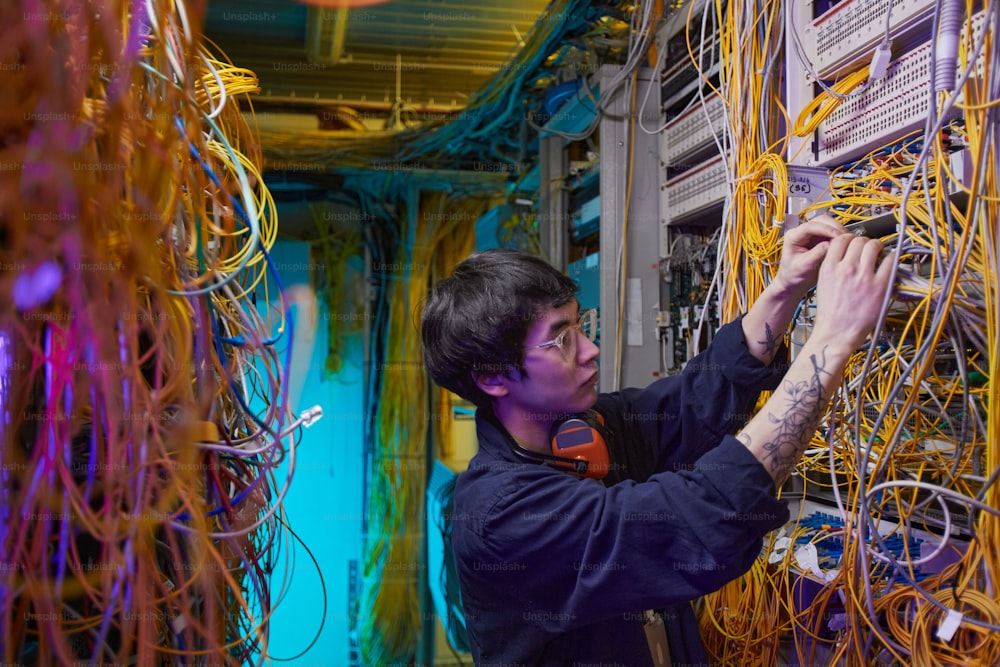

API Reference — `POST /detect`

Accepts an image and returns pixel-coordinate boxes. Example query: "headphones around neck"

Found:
[510,410,611,479]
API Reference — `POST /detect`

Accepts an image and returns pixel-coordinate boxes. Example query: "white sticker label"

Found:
[626,279,643,346]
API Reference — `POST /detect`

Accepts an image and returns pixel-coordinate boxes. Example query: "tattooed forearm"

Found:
[760,348,830,484]
[757,322,779,359]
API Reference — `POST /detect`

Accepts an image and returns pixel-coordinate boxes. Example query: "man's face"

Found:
[503,301,600,422]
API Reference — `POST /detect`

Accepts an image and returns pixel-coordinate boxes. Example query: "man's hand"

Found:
[811,233,895,353]
[741,215,847,365]
[772,215,849,301]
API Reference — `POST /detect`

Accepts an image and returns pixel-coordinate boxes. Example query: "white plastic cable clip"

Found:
[937,608,963,642]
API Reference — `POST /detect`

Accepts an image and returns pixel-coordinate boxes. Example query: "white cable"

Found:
[200,52,228,119]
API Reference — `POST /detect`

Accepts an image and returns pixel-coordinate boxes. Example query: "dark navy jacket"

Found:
[452,317,792,666]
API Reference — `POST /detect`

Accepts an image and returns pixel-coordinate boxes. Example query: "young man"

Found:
[420,218,894,666]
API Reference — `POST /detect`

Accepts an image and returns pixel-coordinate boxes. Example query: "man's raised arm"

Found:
[738,232,894,486]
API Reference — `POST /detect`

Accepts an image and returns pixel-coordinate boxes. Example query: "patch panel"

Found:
[661,154,729,224]
[661,54,721,115]
[813,10,985,166]
[786,498,971,567]
[656,0,713,45]
[804,0,937,78]
[789,512,933,581]
[660,93,727,166]
[815,41,936,165]
[657,0,723,115]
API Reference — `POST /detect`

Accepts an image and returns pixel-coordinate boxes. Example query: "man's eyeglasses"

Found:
[524,309,598,358]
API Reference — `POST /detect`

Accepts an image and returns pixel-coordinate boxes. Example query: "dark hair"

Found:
[420,249,578,410]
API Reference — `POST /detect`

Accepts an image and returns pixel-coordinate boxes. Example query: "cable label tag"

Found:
[937,609,963,642]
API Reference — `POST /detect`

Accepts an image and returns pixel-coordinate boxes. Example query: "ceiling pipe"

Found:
[306,6,349,64]
[251,95,466,115]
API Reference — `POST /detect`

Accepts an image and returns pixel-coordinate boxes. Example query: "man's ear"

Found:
[472,371,511,398]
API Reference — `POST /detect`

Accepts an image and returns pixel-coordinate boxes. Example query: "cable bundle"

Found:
[356,190,494,665]
[708,0,788,322]
[0,0,299,664]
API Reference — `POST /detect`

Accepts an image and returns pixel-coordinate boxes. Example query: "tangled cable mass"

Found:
[1,1,303,664]
[685,0,1000,662]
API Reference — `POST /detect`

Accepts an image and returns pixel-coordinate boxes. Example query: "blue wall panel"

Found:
[255,240,365,665]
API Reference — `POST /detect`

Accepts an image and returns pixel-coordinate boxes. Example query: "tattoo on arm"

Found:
[761,348,829,484]
[757,322,779,358]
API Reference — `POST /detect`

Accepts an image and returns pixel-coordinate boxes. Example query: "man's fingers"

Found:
[860,237,885,270]
[802,215,849,237]
[876,247,897,284]
[790,220,845,247]
[798,240,830,268]
[836,235,881,266]
[823,232,854,264]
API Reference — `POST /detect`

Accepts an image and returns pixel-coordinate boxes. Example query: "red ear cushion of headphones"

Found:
[551,415,611,479]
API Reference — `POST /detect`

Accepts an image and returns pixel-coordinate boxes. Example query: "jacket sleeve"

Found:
[614,315,789,470]
[454,437,789,633]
